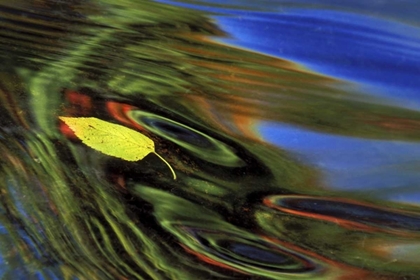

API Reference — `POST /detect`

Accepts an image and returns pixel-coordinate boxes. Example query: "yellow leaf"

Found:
[59,116,176,179]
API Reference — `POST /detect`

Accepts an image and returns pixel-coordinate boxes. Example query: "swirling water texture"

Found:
[0,1,420,279]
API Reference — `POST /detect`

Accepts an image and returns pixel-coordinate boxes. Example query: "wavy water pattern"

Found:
[0,1,419,279]
[158,0,420,108]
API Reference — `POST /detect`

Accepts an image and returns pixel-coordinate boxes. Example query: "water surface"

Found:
[1,0,420,279]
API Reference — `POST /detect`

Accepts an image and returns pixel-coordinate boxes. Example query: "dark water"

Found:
[1,1,420,279]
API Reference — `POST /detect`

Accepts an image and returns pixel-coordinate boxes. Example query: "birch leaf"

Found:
[59,116,176,179]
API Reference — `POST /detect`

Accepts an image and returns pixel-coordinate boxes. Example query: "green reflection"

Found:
[128,110,245,167]
[1,0,420,279]
[134,186,334,279]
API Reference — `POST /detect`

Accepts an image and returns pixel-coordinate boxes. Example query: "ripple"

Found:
[179,226,323,277]
[128,110,245,167]
[265,195,420,234]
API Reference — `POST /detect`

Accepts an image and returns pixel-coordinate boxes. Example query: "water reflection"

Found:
[129,110,245,167]
[0,0,420,279]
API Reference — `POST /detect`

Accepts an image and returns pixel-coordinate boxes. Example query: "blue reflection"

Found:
[157,0,420,204]
[215,10,420,90]
[157,0,420,107]
[273,196,420,231]
[258,121,420,204]
[228,243,290,264]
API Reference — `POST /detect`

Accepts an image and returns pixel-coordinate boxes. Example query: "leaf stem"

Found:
[153,152,176,180]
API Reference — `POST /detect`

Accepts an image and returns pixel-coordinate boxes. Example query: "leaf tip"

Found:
[59,116,72,123]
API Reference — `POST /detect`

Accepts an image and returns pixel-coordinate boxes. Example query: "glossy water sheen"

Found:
[0,1,420,279]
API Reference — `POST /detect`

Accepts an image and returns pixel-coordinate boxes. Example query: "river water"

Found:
[1,1,420,279]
